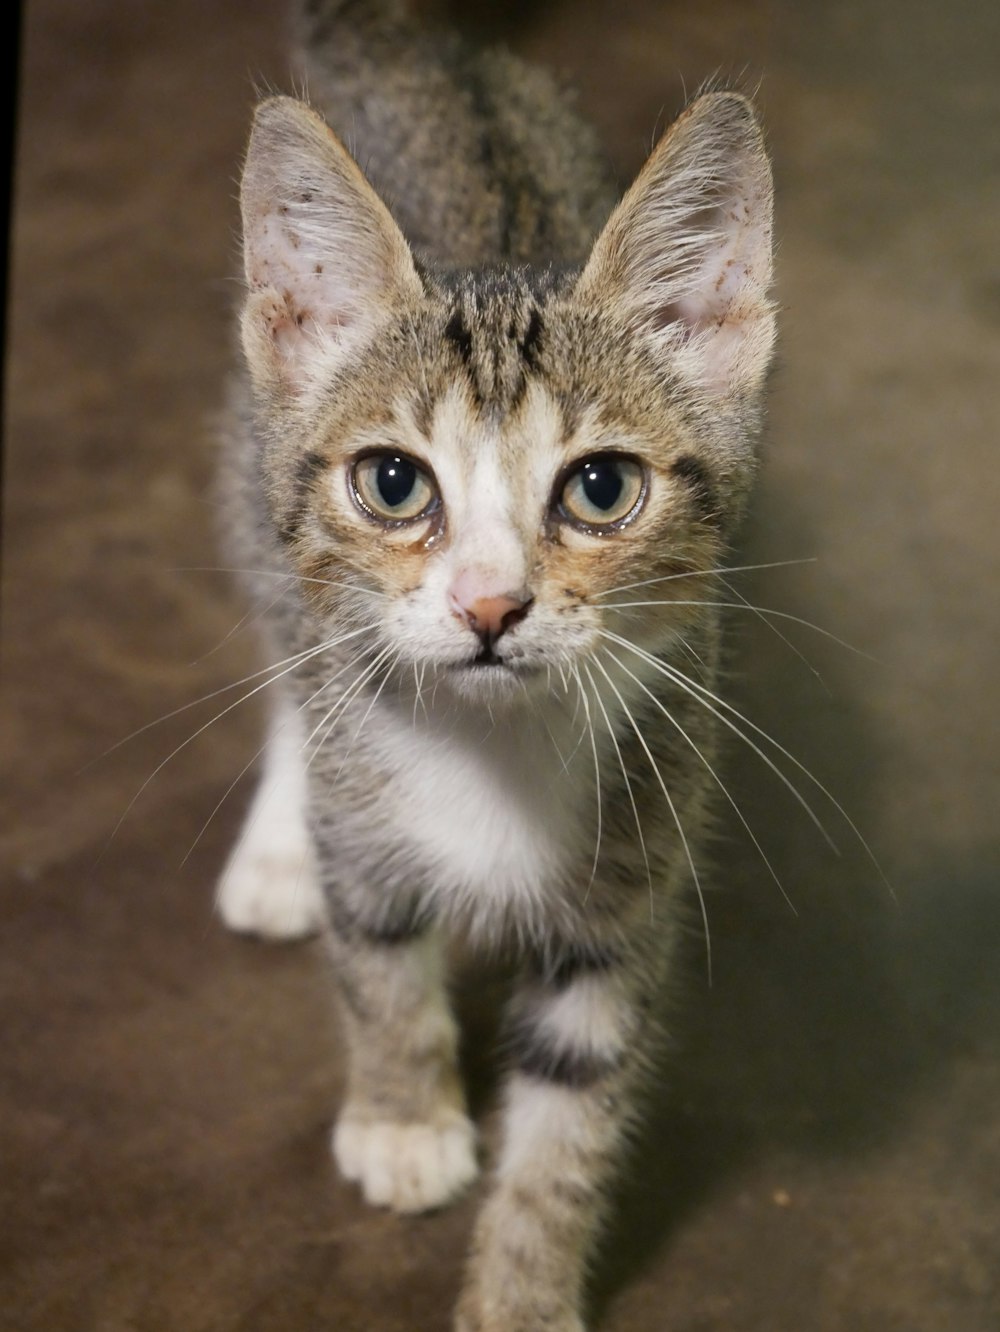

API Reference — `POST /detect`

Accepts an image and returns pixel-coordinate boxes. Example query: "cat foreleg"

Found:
[216,700,326,939]
[455,943,654,1332]
[326,920,478,1214]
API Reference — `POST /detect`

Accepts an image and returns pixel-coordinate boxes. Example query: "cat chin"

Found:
[441,662,545,708]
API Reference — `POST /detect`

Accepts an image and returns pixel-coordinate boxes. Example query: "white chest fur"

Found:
[218,687,596,943]
[369,691,590,917]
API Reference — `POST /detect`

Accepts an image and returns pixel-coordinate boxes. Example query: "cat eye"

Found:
[557,455,646,530]
[351,452,440,524]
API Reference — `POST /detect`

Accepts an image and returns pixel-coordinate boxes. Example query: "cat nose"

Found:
[449,590,533,646]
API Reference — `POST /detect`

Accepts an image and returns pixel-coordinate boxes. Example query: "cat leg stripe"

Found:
[529,942,620,990]
[506,1015,624,1090]
[325,893,433,946]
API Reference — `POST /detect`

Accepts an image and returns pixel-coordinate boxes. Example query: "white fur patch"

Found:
[216,704,326,940]
[371,697,588,933]
[535,976,629,1062]
[333,1112,478,1213]
[496,1080,593,1182]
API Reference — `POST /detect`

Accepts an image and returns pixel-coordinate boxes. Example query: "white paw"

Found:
[217,835,325,940]
[216,779,325,940]
[217,706,326,940]
[333,1113,478,1214]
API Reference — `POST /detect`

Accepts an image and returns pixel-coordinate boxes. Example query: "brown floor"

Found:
[3,1,999,1329]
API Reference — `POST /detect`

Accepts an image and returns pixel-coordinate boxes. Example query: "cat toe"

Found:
[333,1113,478,1213]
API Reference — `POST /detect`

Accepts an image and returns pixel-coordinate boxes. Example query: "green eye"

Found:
[559,456,646,529]
[351,453,438,523]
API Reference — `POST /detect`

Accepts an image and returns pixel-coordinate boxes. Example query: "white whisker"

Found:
[187,581,293,667]
[717,575,828,689]
[180,663,351,867]
[573,664,603,893]
[330,649,401,787]
[602,631,891,894]
[404,310,433,413]
[555,697,591,775]
[170,565,392,600]
[674,632,708,673]
[98,630,368,859]
[602,600,874,660]
[591,654,709,970]
[600,629,839,852]
[581,660,652,909]
[411,662,422,728]
[601,644,795,916]
[304,645,394,765]
[526,689,569,772]
[416,659,430,722]
[85,626,371,771]
[300,645,390,754]
[593,557,817,600]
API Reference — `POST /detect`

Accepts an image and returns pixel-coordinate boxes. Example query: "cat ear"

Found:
[577,92,775,399]
[239,96,422,397]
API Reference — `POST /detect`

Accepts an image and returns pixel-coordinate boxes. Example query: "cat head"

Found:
[238,93,774,703]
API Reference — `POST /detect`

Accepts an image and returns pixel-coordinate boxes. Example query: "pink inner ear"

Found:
[262,291,299,348]
[653,295,713,338]
[250,212,359,348]
[656,266,750,338]
[650,194,757,336]
[268,294,316,355]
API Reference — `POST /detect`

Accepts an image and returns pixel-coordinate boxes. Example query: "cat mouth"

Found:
[450,650,537,676]
[471,645,503,667]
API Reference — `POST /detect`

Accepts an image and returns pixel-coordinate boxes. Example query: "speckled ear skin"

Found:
[239,97,423,400]
[218,3,775,1330]
[578,91,775,400]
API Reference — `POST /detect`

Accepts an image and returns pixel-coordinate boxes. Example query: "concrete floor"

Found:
[3,1,998,1328]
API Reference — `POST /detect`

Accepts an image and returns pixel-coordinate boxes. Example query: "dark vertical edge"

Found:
[0,0,24,634]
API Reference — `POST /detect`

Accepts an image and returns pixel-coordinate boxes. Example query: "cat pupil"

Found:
[582,461,623,511]
[377,455,416,508]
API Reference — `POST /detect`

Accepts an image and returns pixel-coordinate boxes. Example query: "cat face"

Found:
[239,94,774,703]
[270,281,729,702]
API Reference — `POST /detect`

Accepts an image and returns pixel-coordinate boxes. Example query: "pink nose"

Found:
[449,591,533,645]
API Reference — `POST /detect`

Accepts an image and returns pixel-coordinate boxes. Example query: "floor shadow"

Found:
[586,490,1000,1315]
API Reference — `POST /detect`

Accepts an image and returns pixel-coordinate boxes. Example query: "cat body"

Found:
[217,2,775,1327]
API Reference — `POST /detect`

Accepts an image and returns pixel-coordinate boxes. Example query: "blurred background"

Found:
[3,1,998,1328]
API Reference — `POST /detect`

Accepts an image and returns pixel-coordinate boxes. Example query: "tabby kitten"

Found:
[216,1,775,1328]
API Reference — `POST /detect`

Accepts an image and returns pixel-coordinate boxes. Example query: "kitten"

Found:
[216,1,775,1328]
